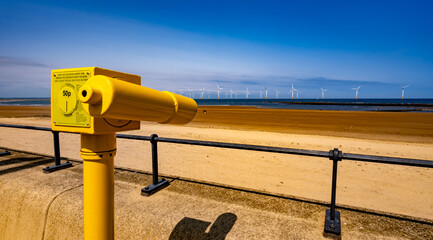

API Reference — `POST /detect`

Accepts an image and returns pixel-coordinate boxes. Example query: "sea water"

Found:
[195,99,433,112]
[0,98,50,106]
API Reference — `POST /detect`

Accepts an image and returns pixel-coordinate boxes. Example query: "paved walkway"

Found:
[0,149,432,239]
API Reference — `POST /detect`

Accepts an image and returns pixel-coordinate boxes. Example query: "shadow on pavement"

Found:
[0,156,48,167]
[169,212,237,240]
[0,156,53,176]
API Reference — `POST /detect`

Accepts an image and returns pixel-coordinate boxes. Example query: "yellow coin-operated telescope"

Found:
[51,67,197,240]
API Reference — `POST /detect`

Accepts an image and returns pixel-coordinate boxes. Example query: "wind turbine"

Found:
[199,88,205,100]
[259,90,263,99]
[401,85,410,99]
[320,88,328,99]
[216,84,223,100]
[245,88,250,99]
[289,84,298,100]
[265,88,268,99]
[295,89,301,99]
[230,89,234,99]
[351,86,361,100]
[275,89,280,99]
[186,89,193,98]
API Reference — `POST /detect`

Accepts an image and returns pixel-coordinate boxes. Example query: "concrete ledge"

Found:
[0,149,432,239]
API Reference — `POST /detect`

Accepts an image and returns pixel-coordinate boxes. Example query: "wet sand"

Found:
[191,106,433,143]
[0,106,50,118]
[2,105,433,142]
[0,106,432,220]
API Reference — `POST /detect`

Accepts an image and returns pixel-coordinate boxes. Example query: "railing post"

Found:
[151,134,159,185]
[324,148,342,236]
[53,131,61,165]
[43,131,73,173]
[141,134,170,196]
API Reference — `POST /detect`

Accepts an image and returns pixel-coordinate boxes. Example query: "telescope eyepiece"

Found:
[79,84,102,104]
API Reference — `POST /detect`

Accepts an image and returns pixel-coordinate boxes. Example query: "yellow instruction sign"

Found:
[52,70,91,127]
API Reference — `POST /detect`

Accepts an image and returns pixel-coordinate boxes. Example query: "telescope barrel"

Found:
[79,75,197,124]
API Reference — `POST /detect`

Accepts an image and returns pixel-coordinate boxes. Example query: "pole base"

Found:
[141,179,170,196]
[43,162,73,173]
[324,209,341,236]
[0,151,11,157]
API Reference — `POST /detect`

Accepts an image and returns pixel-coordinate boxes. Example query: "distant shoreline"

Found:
[0,98,49,101]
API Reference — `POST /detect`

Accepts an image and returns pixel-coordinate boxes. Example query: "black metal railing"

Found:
[0,124,73,172]
[1,123,432,236]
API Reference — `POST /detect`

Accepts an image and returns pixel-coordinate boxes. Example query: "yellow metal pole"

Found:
[81,133,117,240]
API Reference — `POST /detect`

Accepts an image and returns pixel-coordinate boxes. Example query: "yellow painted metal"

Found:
[51,69,91,128]
[78,75,197,124]
[81,133,116,240]
[51,67,197,240]
[51,67,141,134]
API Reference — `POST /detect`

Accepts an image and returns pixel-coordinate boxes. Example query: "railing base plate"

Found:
[324,209,341,236]
[141,179,170,196]
[43,162,73,173]
[0,151,11,157]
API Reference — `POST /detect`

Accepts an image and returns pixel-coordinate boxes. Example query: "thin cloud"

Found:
[239,80,261,85]
[298,77,401,87]
[209,79,237,84]
[0,56,48,68]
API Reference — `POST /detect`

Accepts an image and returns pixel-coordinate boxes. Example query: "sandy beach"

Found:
[0,105,432,220]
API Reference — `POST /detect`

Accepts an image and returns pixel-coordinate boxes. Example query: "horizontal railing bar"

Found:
[153,137,433,168]
[117,134,151,141]
[155,136,330,158]
[343,153,433,168]
[1,123,432,168]
[0,123,51,131]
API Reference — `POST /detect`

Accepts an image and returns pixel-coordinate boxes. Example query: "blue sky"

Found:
[0,0,432,98]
